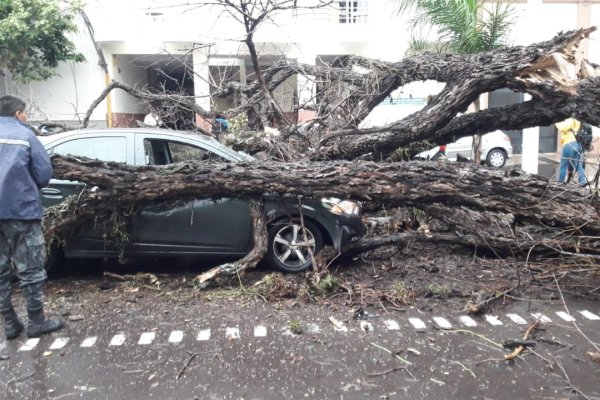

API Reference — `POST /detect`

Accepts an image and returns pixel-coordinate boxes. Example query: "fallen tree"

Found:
[45,29,600,162]
[41,27,600,285]
[47,155,600,259]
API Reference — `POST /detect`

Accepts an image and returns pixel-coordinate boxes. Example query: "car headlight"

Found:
[321,197,361,216]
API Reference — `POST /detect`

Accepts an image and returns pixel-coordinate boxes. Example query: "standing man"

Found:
[556,117,587,186]
[0,95,63,340]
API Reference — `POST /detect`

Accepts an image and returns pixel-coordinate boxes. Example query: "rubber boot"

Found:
[2,308,24,340]
[23,283,63,338]
[26,308,63,338]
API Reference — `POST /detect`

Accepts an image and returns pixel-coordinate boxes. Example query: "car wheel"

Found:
[266,219,324,273]
[486,149,507,168]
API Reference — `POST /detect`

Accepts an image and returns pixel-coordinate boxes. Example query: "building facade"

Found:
[2,0,599,156]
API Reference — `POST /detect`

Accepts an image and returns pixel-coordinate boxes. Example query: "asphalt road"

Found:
[1,279,599,400]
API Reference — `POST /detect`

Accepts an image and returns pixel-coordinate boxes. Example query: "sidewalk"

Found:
[508,153,598,180]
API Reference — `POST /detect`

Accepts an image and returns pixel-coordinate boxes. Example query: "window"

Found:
[143,139,226,165]
[338,1,367,24]
[52,137,127,163]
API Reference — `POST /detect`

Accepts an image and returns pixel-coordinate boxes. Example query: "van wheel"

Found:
[486,149,507,168]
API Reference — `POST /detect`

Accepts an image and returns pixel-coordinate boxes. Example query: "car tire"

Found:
[266,219,324,273]
[486,149,507,168]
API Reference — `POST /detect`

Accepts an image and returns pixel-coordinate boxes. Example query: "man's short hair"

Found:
[0,95,26,117]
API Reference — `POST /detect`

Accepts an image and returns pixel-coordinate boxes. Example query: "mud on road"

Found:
[1,244,600,399]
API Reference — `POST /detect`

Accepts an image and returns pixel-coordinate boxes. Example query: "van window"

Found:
[143,139,227,165]
[52,137,127,163]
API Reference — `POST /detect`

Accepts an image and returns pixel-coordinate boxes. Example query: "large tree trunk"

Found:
[46,155,600,260]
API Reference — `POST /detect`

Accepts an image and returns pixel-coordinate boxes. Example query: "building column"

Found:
[521,94,540,174]
[294,51,317,123]
[192,47,211,130]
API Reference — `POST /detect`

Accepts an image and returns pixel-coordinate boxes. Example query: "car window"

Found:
[144,139,227,165]
[52,137,127,163]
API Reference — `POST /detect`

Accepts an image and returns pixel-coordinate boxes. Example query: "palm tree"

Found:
[400,0,516,161]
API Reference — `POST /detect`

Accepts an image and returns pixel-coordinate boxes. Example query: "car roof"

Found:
[38,128,254,161]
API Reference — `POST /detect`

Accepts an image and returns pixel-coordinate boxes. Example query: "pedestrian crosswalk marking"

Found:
[6,308,599,357]
[433,317,452,329]
[384,320,400,330]
[409,318,426,331]
[555,311,576,322]
[18,338,40,352]
[197,329,211,341]
[254,326,267,337]
[168,331,184,343]
[226,327,240,340]
[459,316,477,327]
[138,332,156,345]
[507,314,527,325]
[80,337,97,348]
[485,315,503,326]
[49,338,69,350]
[579,310,600,320]
[531,313,552,323]
[109,334,126,346]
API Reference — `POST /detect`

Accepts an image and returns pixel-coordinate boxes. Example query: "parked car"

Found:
[415,130,513,168]
[39,129,365,273]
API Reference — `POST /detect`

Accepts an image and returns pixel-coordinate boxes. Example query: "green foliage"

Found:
[317,274,338,295]
[390,281,416,304]
[401,0,516,55]
[427,283,451,296]
[0,0,85,82]
[288,319,303,335]
[227,113,249,134]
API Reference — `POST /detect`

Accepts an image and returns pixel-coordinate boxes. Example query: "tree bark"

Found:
[46,155,600,259]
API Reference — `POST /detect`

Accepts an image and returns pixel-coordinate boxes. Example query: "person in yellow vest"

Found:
[556,117,587,185]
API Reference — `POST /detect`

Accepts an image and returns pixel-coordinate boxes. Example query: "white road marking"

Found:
[196,329,211,341]
[168,331,184,343]
[109,334,126,346]
[507,313,527,325]
[555,311,576,322]
[49,338,69,350]
[531,313,552,323]
[433,317,452,329]
[409,318,426,331]
[579,310,600,320]
[138,332,156,345]
[459,316,477,327]
[254,326,267,337]
[307,323,322,333]
[384,320,400,330]
[225,327,240,340]
[80,337,97,348]
[485,315,503,326]
[18,338,40,352]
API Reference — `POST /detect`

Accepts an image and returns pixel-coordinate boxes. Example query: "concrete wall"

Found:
[3,13,107,126]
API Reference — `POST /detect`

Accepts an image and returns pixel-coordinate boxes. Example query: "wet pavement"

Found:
[1,284,599,400]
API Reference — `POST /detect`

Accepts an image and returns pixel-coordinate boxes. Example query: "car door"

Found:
[446,136,473,161]
[42,134,135,256]
[130,133,252,255]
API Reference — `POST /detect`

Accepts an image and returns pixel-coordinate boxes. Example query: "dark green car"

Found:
[40,129,365,272]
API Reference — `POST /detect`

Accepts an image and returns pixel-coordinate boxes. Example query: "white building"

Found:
[2,0,599,161]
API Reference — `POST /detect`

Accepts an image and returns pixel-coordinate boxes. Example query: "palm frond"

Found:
[402,0,516,54]
[406,36,448,56]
